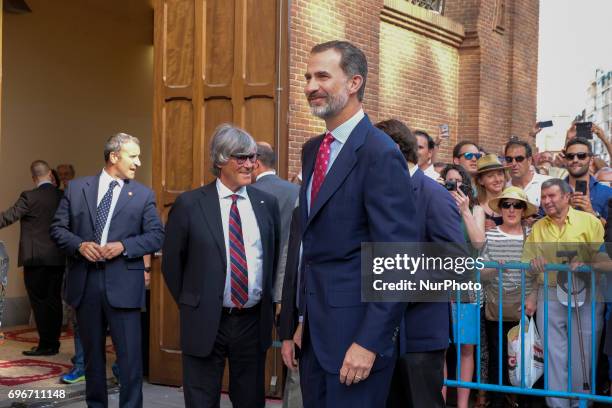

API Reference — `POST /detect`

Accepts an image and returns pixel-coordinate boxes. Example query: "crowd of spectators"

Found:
[383,120,612,407]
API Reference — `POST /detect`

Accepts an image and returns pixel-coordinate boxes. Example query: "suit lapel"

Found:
[111,180,134,220]
[306,116,368,227]
[198,183,227,270]
[83,175,100,230]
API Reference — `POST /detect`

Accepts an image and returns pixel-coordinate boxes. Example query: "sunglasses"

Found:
[564,152,591,161]
[504,155,526,163]
[500,201,526,210]
[230,154,257,165]
[460,152,482,160]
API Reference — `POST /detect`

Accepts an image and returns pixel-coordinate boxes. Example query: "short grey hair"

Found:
[209,124,257,177]
[30,160,50,178]
[104,133,140,162]
[541,178,572,194]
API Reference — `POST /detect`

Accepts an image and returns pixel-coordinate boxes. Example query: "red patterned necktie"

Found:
[229,194,248,308]
[310,132,335,208]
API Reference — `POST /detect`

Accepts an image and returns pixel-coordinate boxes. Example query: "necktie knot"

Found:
[109,180,119,191]
[323,132,335,145]
[230,194,240,203]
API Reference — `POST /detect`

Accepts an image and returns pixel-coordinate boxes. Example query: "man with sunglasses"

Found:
[504,139,551,209]
[162,124,281,408]
[563,137,612,222]
[452,141,481,177]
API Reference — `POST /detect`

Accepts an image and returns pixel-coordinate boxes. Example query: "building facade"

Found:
[582,68,612,162]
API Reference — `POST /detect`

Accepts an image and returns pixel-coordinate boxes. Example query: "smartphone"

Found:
[576,122,593,139]
[439,124,450,138]
[445,180,457,191]
[574,180,588,195]
[537,120,553,128]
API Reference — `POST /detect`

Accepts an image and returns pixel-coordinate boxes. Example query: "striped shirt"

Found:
[481,226,532,300]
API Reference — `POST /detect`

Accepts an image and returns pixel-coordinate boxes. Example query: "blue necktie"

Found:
[94,180,119,244]
[229,194,249,308]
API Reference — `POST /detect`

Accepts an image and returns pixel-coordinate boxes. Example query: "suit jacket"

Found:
[162,181,281,357]
[299,114,418,374]
[279,206,301,340]
[0,183,64,267]
[252,173,299,302]
[50,174,164,309]
[399,168,465,353]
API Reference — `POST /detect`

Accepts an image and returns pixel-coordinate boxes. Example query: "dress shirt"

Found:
[256,170,276,181]
[522,206,604,287]
[37,181,52,187]
[306,108,365,212]
[423,163,440,180]
[97,169,124,246]
[509,172,551,207]
[216,179,263,308]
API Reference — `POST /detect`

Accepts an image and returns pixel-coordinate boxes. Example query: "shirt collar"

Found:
[37,180,52,187]
[256,170,276,181]
[327,108,365,145]
[544,206,576,227]
[100,168,125,188]
[216,178,248,199]
[408,163,418,177]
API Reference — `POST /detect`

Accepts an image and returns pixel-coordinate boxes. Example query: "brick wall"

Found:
[286,0,539,177]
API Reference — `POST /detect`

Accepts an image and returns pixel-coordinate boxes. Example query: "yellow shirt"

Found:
[522,207,604,286]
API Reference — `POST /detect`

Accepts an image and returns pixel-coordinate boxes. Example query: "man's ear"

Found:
[348,75,364,97]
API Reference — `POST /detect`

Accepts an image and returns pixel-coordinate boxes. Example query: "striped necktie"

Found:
[229,194,249,308]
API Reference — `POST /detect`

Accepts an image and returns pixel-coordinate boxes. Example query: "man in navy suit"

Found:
[51,133,164,408]
[295,41,418,408]
[376,119,464,408]
[162,124,280,408]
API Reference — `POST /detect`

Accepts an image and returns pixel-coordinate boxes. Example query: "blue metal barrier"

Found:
[444,261,612,407]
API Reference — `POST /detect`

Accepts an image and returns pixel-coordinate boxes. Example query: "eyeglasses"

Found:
[230,154,257,165]
[500,201,526,210]
[564,152,591,161]
[504,155,526,163]
[460,152,482,160]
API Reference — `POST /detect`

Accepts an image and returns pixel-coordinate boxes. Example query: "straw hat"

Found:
[476,153,507,174]
[488,186,538,217]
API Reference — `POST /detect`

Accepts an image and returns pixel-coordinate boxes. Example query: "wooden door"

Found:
[149,0,288,397]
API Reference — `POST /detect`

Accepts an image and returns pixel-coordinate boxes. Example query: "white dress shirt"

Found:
[216,179,264,308]
[97,169,124,246]
[508,171,551,207]
[423,163,440,180]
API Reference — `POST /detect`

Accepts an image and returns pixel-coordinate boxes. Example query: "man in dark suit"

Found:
[0,160,65,355]
[162,124,280,408]
[50,133,164,408]
[252,142,299,309]
[376,119,464,408]
[278,206,304,407]
[296,41,417,408]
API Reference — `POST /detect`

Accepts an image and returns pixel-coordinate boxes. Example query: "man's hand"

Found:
[281,340,298,370]
[530,256,547,275]
[144,271,151,288]
[100,241,125,260]
[566,122,577,142]
[339,343,376,386]
[593,124,607,142]
[79,242,103,262]
[293,322,303,349]
[570,192,594,214]
[529,123,542,138]
[520,292,538,317]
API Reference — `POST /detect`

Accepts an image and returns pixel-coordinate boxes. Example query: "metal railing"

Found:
[444,261,612,407]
